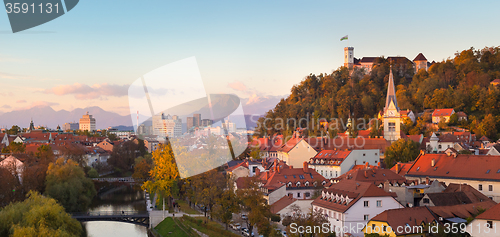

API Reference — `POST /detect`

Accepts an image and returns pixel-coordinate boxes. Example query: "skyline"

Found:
[1,1,500,115]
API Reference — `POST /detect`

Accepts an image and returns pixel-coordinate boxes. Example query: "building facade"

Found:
[79,112,96,131]
[152,113,182,138]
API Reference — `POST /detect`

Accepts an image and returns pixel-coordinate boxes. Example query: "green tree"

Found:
[7,125,21,135]
[213,186,240,230]
[384,139,420,168]
[236,177,272,236]
[0,191,82,237]
[87,168,99,178]
[45,158,96,212]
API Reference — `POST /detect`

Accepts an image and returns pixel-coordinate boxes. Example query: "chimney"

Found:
[426,177,430,184]
[303,161,309,173]
[277,165,281,173]
[364,171,368,178]
[256,168,260,177]
[265,171,269,180]
[453,153,457,158]
[377,162,381,168]
[289,165,293,169]
[365,162,369,169]
[431,158,435,167]
[395,163,400,174]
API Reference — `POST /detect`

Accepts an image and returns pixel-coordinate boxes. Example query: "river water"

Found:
[83,185,148,237]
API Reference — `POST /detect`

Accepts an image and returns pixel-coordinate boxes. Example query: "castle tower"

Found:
[383,68,401,142]
[344,47,354,68]
[413,53,428,72]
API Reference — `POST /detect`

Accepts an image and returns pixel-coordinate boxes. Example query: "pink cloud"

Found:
[227,81,247,92]
[44,83,128,100]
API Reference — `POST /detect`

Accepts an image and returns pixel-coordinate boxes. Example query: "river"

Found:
[83,184,148,237]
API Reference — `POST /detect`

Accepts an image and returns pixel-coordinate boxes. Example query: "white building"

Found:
[311,180,403,237]
[278,138,318,168]
[152,113,182,138]
[79,112,96,131]
[308,149,381,179]
[0,155,24,183]
[467,202,500,237]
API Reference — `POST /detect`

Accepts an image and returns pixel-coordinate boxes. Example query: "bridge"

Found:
[91,177,144,183]
[71,211,149,226]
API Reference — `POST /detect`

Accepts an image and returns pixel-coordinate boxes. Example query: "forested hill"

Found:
[256,46,500,139]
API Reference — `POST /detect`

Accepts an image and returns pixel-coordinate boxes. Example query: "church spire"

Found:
[384,68,399,111]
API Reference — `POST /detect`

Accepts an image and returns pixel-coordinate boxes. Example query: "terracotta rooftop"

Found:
[312,180,394,213]
[476,202,500,221]
[432,109,454,117]
[305,137,391,153]
[270,195,297,214]
[424,192,473,206]
[413,53,428,61]
[405,153,500,181]
[429,202,496,219]
[369,207,436,235]
[444,183,493,204]
[333,167,413,186]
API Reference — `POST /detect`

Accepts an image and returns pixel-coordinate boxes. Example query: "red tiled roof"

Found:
[444,183,493,204]
[407,134,423,144]
[476,202,500,221]
[312,180,394,213]
[370,207,435,235]
[270,195,297,214]
[405,153,500,181]
[278,138,302,153]
[429,202,495,219]
[360,57,377,63]
[413,53,428,61]
[334,167,413,186]
[491,79,500,84]
[456,111,467,117]
[305,137,391,153]
[309,150,351,166]
[262,163,325,191]
[432,109,454,117]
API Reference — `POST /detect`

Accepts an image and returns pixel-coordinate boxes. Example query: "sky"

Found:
[1,0,500,116]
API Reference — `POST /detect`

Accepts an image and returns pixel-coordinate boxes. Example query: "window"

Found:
[423,198,430,204]
[388,122,396,131]
[487,221,493,229]
[376,200,382,207]
[305,192,310,198]
[372,224,375,229]
[438,145,442,149]
[487,170,491,174]
[363,153,366,156]
[383,226,387,232]
[489,185,493,191]
[364,215,369,221]
[479,184,483,191]
[364,201,369,207]
[330,171,332,177]
[335,171,338,177]
[321,170,323,176]
[297,193,301,198]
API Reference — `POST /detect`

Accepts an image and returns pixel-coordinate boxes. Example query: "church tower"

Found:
[344,47,354,68]
[383,68,401,142]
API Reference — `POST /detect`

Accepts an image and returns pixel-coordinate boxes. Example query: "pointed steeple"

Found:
[384,68,399,111]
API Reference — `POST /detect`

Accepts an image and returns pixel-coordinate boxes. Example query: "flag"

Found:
[340,35,348,41]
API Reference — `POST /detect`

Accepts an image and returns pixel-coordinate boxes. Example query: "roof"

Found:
[413,53,428,61]
[309,150,351,166]
[270,195,297,214]
[385,69,399,111]
[369,207,436,235]
[334,167,412,186]
[424,192,473,206]
[456,111,467,117]
[259,161,324,192]
[429,202,496,219]
[405,153,500,181]
[390,162,413,174]
[476,202,500,221]
[359,57,377,63]
[491,79,500,84]
[432,109,454,117]
[444,183,492,204]
[312,180,394,213]
[278,138,302,153]
[407,134,423,144]
[305,137,391,153]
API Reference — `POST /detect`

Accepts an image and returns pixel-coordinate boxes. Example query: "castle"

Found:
[344,47,433,73]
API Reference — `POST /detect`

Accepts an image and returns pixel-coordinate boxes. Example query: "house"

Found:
[0,155,24,183]
[490,79,500,86]
[399,109,416,123]
[486,144,500,156]
[404,153,500,202]
[363,207,437,237]
[425,132,474,153]
[143,138,160,153]
[258,161,326,204]
[431,109,455,124]
[420,192,475,207]
[456,111,468,121]
[270,195,314,224]
[414,53,429,72]
[308,149,380,179]
[467,202,500,237]
[390,162,413,175]
[277,137,319,168]
[226,160,264,179]
[96,138,115,152]
[311,179,403,237]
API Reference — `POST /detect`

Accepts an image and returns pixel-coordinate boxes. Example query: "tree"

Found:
[479,114,498,140]
[88,168,99,178]
[132,159,151,180]
[284,205,331,237]
[236,177,272,236]
[0,191,82,237]
[35,145,55,165]
[384,139,420,168]
[45,158,96,212]
[6,142,25,154]
[7,125,21,135]
[213,186,240,230]
[142,143,180,212]
[60,144,86,168]
[109,140,139,172]
[190,169,226,223]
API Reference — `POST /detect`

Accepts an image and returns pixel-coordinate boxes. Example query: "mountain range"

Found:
[0,94,285,130]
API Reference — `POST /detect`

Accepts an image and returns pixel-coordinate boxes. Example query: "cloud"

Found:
[240,94,287,115]
[16,100,26,103]
[1,105,11,109]
[44,83,129,100]
[227,81,247,92]
[0,72,31,80]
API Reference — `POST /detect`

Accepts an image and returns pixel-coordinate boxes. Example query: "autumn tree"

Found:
[284,205,332,237]
[0,191,82,237]
[384,138,420,168]
[236,177,272,236]
[142,143,179,212]
[45,158,96,212]
[60,144,86,168]
[212,184,240,230]
[189,169,226,222]
[109,140,139,172]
